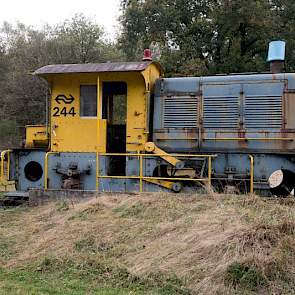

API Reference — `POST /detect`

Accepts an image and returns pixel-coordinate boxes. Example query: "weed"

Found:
[146,272,191,295]
[68,202,102,220]
[225,262,267,290]
[36,256,65,273]
[82,202,102,214]
[112,203,145,218]
[74,237,96,252]
[0,238,14,259]
[105,267,191,294]
[184,216,194,226]
[71,258,110,278]
[69,211,88,220]
[56,200,70,212]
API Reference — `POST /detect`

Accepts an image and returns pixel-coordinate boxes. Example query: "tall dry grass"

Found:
[1,193,295,294]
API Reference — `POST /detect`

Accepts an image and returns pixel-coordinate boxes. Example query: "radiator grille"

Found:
[163,96,198,128]
[203,95,239,128]
[245,95,282,129]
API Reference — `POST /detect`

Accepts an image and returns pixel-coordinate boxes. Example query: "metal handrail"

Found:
[97,152,218,157]
[249,155,254,194]
[204,137,293,141]
[96,152,216,193]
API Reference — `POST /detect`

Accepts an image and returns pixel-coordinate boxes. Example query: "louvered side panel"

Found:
[245,95,282,129]
[203,96,239,129]
[163,96,198,128]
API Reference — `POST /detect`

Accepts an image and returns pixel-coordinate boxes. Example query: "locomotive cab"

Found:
[37,61,162,155]
[4,61,163,192]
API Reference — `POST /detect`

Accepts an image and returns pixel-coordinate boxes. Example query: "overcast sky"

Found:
[0,0,121,40]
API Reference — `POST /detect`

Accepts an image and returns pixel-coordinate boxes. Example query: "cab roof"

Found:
[35,61,161,75]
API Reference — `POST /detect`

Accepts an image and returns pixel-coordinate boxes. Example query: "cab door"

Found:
[102,82,127,175]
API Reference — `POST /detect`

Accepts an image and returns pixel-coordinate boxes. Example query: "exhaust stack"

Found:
[267,40,286,74]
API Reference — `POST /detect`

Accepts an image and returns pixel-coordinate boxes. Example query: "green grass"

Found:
[0,256,191,295]
[0,267,130,295]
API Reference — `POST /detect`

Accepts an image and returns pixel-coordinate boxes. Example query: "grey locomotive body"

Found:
[152,73,295,194]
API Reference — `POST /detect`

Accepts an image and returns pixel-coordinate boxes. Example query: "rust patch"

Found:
[237,129,247,149]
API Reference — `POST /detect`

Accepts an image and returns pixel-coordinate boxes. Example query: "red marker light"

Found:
[143,49,152,61]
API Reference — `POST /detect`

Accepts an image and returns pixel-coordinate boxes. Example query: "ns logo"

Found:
[53,94,76,117]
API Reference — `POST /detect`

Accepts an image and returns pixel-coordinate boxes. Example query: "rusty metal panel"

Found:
[203,95,239,128]
[163,96,198,128]
[203,84,240,129]
[160,77,201,94]
[35,61,153,75]
[244,95,282,129]
[244,82,284,129]
[285,92,295,129]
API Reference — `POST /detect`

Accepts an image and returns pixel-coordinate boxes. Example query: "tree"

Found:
[53,14,104,63]
[119,0,278,76]
[52,14,123,64]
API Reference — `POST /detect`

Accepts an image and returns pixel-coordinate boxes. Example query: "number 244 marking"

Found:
[53,107,76,117]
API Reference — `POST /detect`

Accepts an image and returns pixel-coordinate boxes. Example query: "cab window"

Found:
[80,85,97,117]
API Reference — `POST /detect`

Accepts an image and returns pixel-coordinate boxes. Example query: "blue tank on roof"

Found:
[267,40,286,62]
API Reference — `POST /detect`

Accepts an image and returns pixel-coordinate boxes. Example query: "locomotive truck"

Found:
[1,41,294,198]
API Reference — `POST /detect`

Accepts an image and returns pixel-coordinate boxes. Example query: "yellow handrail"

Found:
[139,155,143,193]
[98,175,211,182]
[204,138,293,141]
[98,152,218,158]
[96,153,216,193]
[96,152,99,191]
[248,155,254,194]
[208,156,212,187]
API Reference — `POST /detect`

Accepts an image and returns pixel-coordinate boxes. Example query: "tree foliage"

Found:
[119,0,295,76]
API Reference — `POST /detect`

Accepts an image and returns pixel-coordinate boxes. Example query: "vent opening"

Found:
[164,96,198,128]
